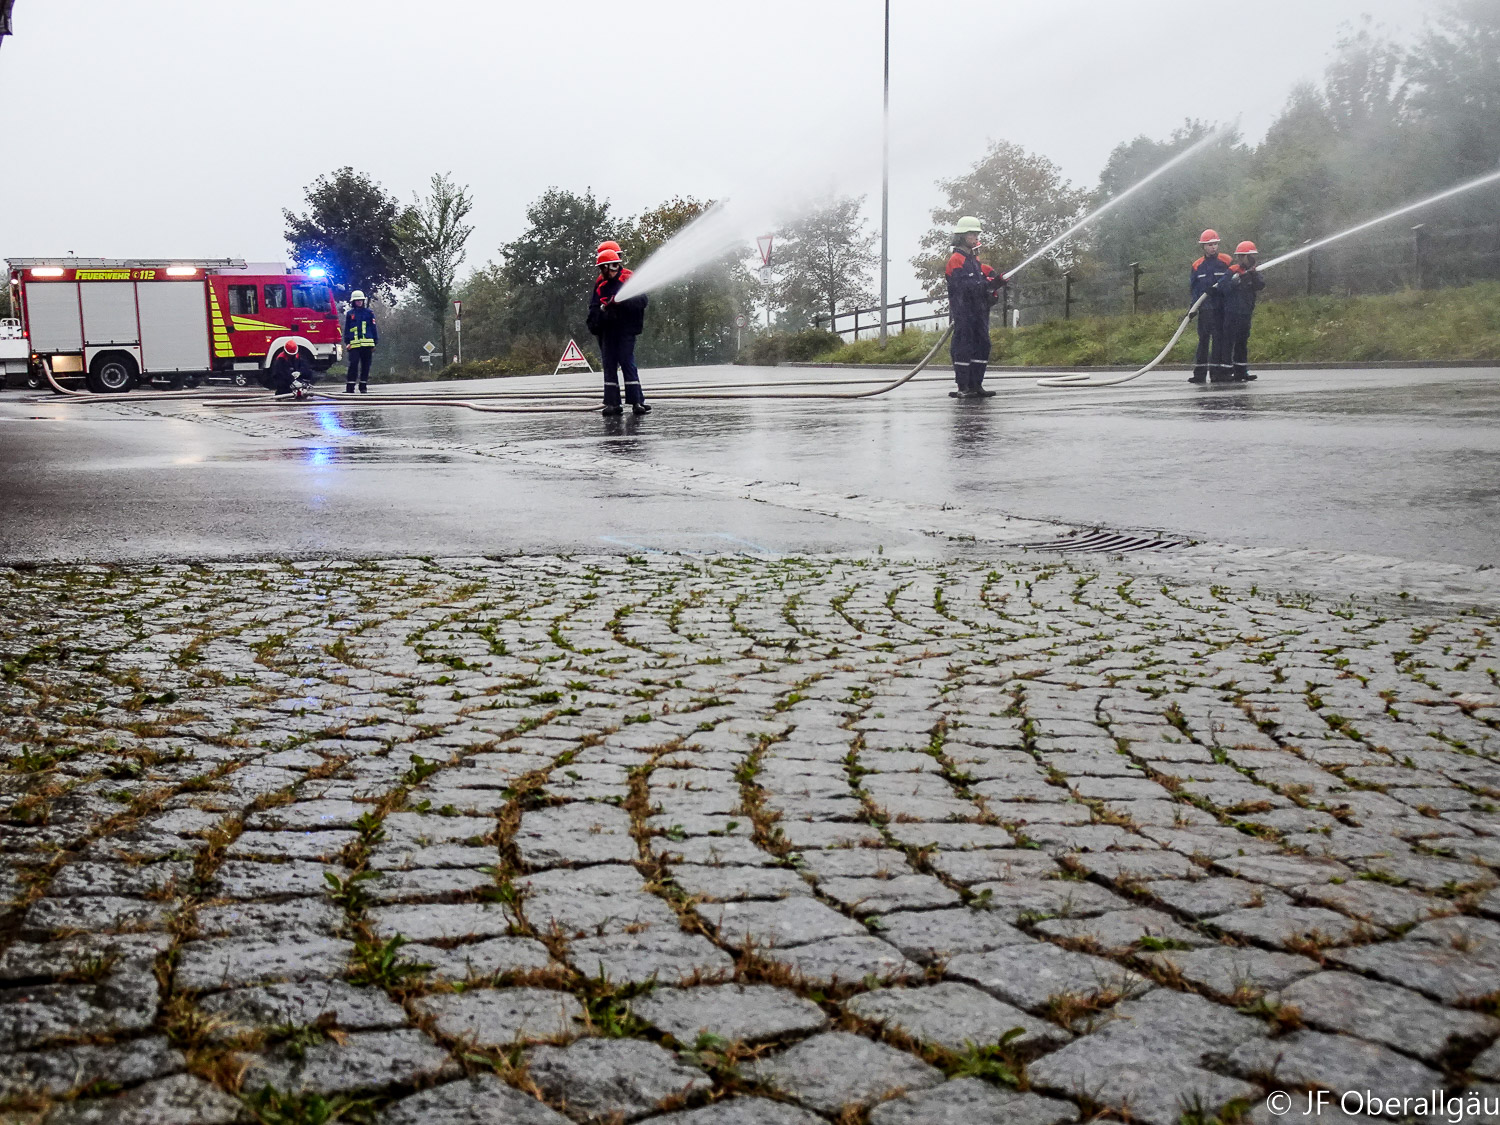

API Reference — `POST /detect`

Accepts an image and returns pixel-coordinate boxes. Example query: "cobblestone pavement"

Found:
[1,555,1498,1124]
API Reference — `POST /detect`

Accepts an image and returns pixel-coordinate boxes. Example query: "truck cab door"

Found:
[224,281,283,359]
[289,281,336,345]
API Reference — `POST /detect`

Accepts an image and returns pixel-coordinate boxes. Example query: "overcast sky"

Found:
[0,0,1437,300]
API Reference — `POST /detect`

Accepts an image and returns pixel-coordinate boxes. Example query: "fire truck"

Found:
[5,258,343,393]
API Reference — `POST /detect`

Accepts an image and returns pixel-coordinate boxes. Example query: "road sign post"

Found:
[453,301,463,364]
[757,236,774,330]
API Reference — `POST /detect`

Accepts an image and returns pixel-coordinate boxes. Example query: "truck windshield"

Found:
[291,284,330,312]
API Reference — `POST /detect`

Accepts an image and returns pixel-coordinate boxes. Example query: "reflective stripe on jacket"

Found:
[344,307,378,348]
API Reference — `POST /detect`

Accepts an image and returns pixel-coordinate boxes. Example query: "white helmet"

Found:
[349,290,366,302]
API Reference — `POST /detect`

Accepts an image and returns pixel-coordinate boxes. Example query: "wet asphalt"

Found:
[1,364,1497,566]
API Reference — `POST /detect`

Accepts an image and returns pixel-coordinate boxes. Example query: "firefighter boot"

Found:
[950,363,969,398]
[973,362,996,397]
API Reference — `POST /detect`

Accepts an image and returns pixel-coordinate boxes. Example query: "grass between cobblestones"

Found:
[0,555,1497,1125]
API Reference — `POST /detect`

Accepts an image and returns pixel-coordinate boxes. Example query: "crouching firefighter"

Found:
[269,340,314,399]
[587,246,650,416]
[1188,230,1234,383]
[945,216,1004,398]
[1224,241,1265,381]
[343,290,378,394]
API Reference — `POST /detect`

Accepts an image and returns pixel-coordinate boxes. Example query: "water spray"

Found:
[1038,165,1500,389]
[1001,124,1234,282]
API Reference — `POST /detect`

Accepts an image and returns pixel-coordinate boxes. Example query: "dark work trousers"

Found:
[346,348,373,391]
[950,312,991,392]
[1224,311,1254,378]
[600,334,644,407]
[1193,304,1229,380]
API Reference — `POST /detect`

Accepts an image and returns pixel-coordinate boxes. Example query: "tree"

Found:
[453,262,517,364]
[400,172,474,359]
[619,197,753,364]
[1090,121,1249,270]
[1407,0,1500,181]
[499,188,613,348]
[915,140,1087,292]
[773,195,877,327]
[283,167,408,302]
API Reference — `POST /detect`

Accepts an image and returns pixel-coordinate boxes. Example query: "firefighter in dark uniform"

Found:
[1188,230,1235,383]
[269,340,314,398]
[1224,240,1265,381]
[944,216,1005,398]
[586,247,650,416]
[343,289,378,394]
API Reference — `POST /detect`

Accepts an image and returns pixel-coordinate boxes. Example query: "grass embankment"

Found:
[777,282,1500,368]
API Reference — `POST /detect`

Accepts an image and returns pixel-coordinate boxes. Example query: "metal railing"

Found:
[813,293,948,339]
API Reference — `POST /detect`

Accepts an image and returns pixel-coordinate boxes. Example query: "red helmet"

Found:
[597,241,620,254]
[596,248,624,266]
[1235,240,1258,255]
[283,340,299,355]
[1199,229,1220,244]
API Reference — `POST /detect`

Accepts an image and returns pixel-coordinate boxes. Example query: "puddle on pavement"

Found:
[206,447,457,465]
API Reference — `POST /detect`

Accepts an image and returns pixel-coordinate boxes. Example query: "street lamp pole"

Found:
[878,0,890,348]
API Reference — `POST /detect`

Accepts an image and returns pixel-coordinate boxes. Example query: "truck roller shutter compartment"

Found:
[138,280,210,373]
[24,282,83,352]
[80,282,140,346]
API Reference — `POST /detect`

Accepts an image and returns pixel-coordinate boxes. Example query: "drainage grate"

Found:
[1018,530,1188,554]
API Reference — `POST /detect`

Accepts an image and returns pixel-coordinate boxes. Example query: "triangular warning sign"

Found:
[554,338,594,374]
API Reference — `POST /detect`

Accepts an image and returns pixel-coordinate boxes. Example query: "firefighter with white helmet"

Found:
[1224,240,1265,381]
[944,216,1005,398]
[343,289,378,394]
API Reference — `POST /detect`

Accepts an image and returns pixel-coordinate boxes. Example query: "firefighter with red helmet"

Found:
[1188,230,1234,383]
[269,340,314,398]
[1224,240,1265,381]
[944,216,1005,398]
[586,246,650,416]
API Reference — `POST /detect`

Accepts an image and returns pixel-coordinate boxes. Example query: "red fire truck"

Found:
[5,258,343,393]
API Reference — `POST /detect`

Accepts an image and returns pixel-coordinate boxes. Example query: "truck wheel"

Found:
[87,353,138,394]
[24,370,44,391]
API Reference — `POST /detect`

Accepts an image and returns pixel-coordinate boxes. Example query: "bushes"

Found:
[398,338,595,382]
[734,329,843,366]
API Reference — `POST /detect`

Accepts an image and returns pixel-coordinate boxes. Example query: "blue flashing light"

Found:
[307,266,328,278]
[313,407,358,439]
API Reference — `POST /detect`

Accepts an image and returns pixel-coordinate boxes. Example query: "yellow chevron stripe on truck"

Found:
[230,316,286,332]
[207,287,234,358]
